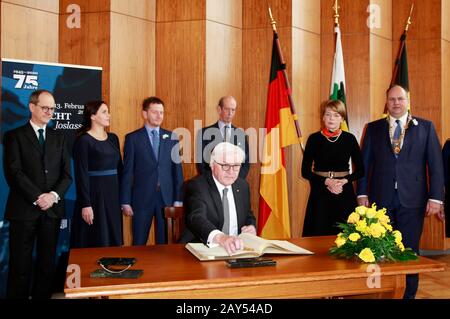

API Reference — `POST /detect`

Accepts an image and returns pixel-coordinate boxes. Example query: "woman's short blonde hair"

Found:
[320,99,347,119]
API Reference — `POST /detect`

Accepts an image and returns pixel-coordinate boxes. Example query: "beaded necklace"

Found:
[320,129,342,143]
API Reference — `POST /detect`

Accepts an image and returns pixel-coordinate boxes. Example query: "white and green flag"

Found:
[330,26,349,131]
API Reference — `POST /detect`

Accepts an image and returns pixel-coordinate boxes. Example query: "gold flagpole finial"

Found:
[333,0,340,26]
[405,3,414,32]
[268,6,277,32]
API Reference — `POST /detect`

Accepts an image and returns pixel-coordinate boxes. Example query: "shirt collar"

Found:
[29,120,46,133]
[389,112,409,127]
[212,174,230,195]
[144,124,160,135]
[218,121,231,131]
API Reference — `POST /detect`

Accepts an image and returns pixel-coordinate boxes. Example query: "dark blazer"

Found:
[3,123,72,220]
[196,122,250,179]
[180,171,256,244]
[120,127,184,210]
[357,117,444,208]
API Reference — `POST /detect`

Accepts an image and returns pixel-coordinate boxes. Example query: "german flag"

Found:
[258,33,301,239]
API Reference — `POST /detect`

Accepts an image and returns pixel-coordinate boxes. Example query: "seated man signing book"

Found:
[180,142,256,255]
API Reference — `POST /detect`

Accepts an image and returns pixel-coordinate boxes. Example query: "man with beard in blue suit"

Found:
[121,97,184,245]
[357,84,444,299]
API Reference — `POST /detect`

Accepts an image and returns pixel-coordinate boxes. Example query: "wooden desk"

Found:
[64,236,445,299]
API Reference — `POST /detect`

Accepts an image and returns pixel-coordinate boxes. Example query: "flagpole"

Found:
[331,0,351,131]
[390,3,414,86]
[333,0,340,27]
[268,7,304,151]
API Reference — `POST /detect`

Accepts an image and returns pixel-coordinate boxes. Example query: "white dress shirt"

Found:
[207,176,238,246]
[29,120,47,140]
[218,120,231,142]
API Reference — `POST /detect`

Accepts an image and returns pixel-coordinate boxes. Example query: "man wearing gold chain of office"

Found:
[357,84,444,299]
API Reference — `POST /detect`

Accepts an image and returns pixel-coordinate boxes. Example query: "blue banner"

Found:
[0,59,102,297]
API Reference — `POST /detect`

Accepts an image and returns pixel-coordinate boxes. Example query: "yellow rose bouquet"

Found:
[329,204,418,263]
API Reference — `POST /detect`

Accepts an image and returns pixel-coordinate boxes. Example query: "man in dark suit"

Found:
[3,89,72,299]
[357,84,444,299]
[181,142,256,255]
[121,97,184,245]
[196,96,250,179]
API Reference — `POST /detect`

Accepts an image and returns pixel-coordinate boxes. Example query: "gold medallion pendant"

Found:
[393,142,401,154]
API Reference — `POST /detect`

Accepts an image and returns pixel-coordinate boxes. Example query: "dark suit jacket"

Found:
[3,123,72,220]
[357,117,444,208]
[180,171,256,244]
[196,122,250,179]
[120,127,184,210]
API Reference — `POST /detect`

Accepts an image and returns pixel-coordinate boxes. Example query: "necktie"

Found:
[38,128,45,147]
[392,119,401,157]
[221,188,230,234]
[151,130,159,159]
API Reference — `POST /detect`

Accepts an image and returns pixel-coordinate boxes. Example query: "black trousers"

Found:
[7,214,61,299]
[387,191,425,299]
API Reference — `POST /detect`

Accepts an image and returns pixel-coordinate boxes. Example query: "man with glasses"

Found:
[3,89,72,298]
[181,142,256,255]
[357,84,444,299]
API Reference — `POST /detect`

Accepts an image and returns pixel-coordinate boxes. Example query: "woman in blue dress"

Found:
[71,100,123,248]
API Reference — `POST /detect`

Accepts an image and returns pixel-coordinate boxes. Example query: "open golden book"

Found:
[185,233,314,261]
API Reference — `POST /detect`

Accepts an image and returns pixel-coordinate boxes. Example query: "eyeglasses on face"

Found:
[36,104,56,113]
[214,161,241,172]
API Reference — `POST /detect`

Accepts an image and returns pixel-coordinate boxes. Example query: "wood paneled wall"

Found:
[156,0,242,181]
[110,0,155,150]
[59,0,111,101]
[111,0,156,246]
[1,0,59,62]
[291,0,321,237]
[370,0,392,122]
[155,19,206,181]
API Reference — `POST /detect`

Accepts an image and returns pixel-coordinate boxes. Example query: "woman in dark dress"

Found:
[443,139,450,236]
[302,99,364,236]
[71,101,123,248]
